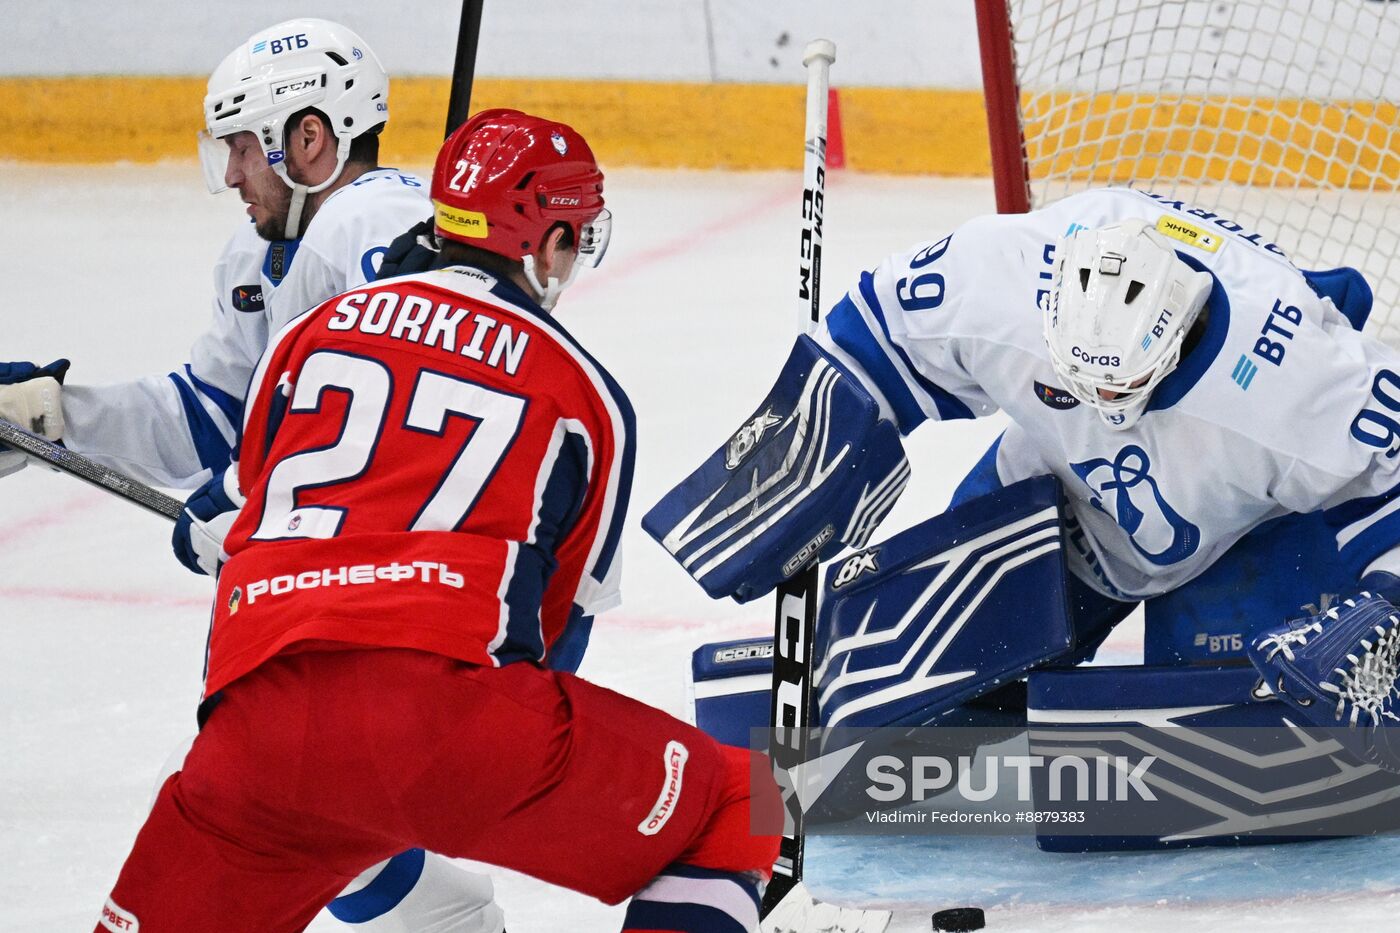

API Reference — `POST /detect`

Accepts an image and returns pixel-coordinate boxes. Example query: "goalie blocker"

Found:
[643,336,909,603]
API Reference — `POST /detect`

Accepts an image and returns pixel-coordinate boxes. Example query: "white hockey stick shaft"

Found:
[797,39,835,336]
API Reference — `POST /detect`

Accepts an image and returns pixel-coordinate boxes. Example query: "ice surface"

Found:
[1,164,1394,930]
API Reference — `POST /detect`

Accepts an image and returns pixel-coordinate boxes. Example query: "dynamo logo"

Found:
[1071,445,1201,566]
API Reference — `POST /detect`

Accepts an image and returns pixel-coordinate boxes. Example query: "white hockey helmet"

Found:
[1044,219,1213,431]
[198,18,389,237]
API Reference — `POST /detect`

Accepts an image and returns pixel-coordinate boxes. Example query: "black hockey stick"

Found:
[761,38,836,917]
[0,419,182,522]
[445,0,486,137]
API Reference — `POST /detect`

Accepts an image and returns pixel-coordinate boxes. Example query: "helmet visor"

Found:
[197,130,231,194]
[576,209,612,269]
[197,130,286,196]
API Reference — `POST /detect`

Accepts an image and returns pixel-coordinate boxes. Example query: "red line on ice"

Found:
[569,183,797,297]
[0,490,106,544]
[0,585,209,611]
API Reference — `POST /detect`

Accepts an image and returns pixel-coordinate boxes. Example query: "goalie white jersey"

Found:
[61,168,429,488]
[819,187,1400,599]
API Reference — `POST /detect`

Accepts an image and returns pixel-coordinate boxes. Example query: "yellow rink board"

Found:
[1,76,1394,189]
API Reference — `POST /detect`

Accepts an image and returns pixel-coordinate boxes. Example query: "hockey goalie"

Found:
[646,186,1400,883]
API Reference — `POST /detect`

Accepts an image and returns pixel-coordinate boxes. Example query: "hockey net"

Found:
[976,0,1400,344]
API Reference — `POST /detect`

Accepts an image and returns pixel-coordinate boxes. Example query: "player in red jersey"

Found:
[96,110,780,933]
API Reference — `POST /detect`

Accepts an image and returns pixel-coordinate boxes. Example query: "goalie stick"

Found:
[762,37,835,917]
[0,419,181,522]
[759,43,894,933]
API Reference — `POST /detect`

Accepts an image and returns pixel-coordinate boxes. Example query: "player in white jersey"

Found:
[0,19,430,489]
[817,186,1400,604]
[0,19,508,933]
[650,184,1400,782]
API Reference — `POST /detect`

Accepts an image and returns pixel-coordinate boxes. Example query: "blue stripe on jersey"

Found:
[535,430,590,552]
[622,900,749,933]
[828,295,927,432]
[486,273,637,589]
[184,365,244,429]
[498,430,593,668]
[261,385,290,460]
[325,848,425,923]
[549,604,593,674]
[1147,254,1229,412]
[588,361,636,587]
[168,372,233,472]
[857,272,975,423]
[495,545,551,666]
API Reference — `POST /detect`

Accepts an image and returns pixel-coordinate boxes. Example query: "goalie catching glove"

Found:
[643,336,909,602]
[0,359,69,478]
[1248,571,1400,773]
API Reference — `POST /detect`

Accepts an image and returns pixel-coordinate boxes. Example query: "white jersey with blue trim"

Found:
[818,187,1400,599]
[61,168,429,488]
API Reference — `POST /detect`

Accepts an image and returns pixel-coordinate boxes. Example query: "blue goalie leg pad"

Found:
[691,637,1028,741]
[1028,664,1400,852]
[643,335,909,603]
[814,476,1075,729]
[690,637,776,749]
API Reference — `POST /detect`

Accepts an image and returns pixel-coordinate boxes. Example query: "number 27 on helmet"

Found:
[431,108,612,309]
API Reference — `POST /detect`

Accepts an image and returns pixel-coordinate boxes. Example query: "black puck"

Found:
[932,906,985,931]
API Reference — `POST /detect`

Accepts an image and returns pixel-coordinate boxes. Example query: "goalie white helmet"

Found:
[1044,219,1213,431]
[197,18,389,238]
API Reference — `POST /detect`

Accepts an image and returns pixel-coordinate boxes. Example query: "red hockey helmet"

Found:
[431,108,610,266]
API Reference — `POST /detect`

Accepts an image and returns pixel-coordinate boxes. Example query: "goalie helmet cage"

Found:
[974,0,1400,345]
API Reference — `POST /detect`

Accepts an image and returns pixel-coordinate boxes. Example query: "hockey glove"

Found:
[376,218,440,280]
[643,336,909,602]
[1247,571,1400,773]
[0,359,70,478]
[173,466,246,576]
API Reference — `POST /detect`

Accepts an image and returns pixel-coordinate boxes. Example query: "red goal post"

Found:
[974,0,1400,343]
